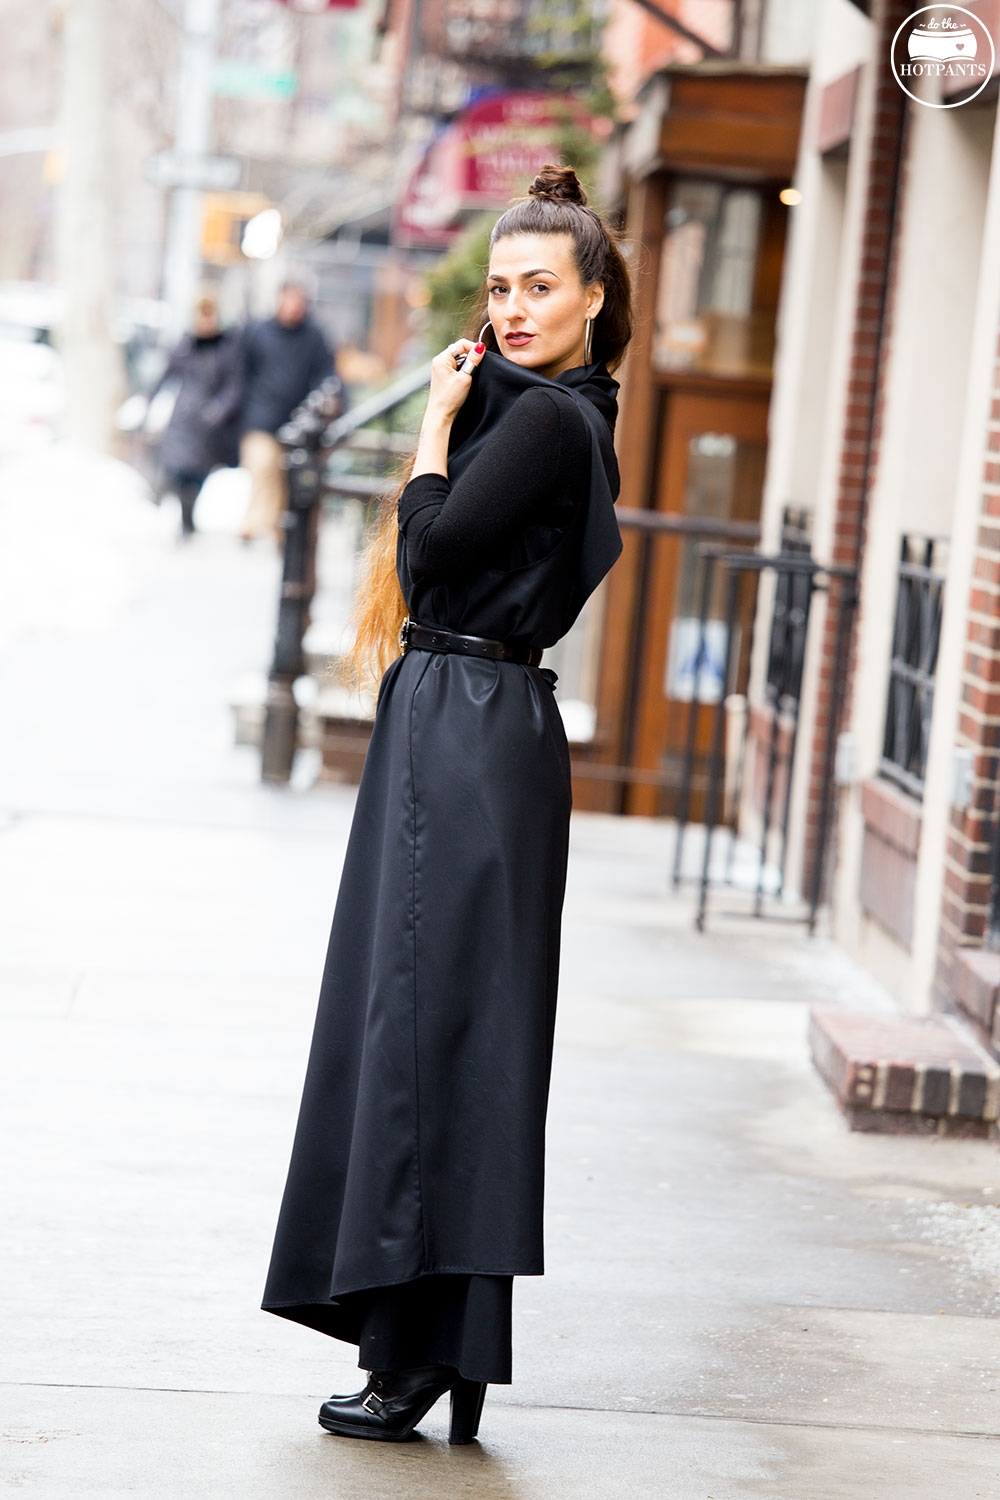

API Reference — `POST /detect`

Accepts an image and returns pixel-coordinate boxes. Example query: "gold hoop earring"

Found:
[584,317,593,365]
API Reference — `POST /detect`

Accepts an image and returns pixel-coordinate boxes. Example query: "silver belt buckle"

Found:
[399,616,412,652]
[362,1389,385,1414]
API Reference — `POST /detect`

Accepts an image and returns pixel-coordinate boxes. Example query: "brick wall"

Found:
[802,0,913,901]
[935,356,1000,1020]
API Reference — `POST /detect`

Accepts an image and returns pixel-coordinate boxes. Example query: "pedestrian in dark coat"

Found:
[238,282,336,544]
[261,165,634,1446]
[147,295,242,536]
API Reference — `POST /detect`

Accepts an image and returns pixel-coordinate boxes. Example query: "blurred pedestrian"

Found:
[238,282,336,545]
[146,294,243,538]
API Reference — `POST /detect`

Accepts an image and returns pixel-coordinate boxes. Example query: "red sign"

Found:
[393,91,596,249]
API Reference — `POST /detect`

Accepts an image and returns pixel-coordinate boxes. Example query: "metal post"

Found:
[260,452,319,784]
[56,0,122,451]
[807,572,858,932]
[162,0,220,341]
[260,377,345,785]
[774,577,814,894]
[756,635,784,917]
[697,566,739,932]
[672,548,715,888]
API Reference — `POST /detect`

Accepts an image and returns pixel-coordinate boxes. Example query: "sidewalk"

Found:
[2,449,1000,1498]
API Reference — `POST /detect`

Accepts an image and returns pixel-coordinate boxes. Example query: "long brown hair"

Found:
[340,163,634,696]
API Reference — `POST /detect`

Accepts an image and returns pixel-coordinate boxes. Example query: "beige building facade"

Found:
[748,0,1000,1030]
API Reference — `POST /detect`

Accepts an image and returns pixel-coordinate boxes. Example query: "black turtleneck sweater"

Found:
[397,386,591,585]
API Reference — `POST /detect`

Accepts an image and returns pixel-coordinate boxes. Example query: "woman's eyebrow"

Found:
[488,268,561,281]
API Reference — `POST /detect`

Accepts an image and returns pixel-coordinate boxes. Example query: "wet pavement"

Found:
[1,448,999,1498]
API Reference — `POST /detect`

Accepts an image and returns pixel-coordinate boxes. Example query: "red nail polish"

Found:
[474,342,485,354]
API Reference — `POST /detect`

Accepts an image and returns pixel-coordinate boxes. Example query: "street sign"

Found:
[146,151,243,191]
[213,61,299,98]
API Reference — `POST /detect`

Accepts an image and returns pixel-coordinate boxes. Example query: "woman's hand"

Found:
[426,338,487,423]
[409,338,487,481]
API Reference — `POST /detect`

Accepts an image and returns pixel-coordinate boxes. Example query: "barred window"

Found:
[879,535,947,800]
[765,506,812,703]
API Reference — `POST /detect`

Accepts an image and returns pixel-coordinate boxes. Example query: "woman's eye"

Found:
[531,284,549,294]
[488,286,507,297]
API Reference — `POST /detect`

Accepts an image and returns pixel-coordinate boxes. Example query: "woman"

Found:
[145,294,242,536]
[261,165,633,1445]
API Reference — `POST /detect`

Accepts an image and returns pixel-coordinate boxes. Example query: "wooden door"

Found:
[625,388,769,818]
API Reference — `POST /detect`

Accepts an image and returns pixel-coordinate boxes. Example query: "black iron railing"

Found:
[667,544,856,933]
[749,506,815,911]
[879,534,947,801]
[261,363,431,783]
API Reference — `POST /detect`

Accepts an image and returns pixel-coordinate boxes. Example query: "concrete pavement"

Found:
[2,448,999,1498]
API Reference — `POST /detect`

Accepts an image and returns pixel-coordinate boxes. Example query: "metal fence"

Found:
[667,543,856,932]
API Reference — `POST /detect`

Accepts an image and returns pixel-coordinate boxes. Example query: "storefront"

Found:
[566,64,807,816]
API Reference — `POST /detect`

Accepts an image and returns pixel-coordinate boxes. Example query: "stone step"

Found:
[950,947,1000,1052]
[809,1005,1000,1138]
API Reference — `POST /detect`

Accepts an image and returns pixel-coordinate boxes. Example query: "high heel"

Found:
[318,1364,488,1444]
[448,1378,487,1444]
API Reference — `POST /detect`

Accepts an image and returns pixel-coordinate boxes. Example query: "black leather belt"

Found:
[400,616,543,667]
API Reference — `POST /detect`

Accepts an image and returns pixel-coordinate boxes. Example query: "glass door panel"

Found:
[626,392,769,818]
[653,178,776,380]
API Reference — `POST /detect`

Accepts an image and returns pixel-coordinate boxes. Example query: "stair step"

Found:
[809,1005,1000,1137]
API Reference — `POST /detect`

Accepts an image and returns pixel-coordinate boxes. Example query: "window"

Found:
[765,507,812,704]
[879,535,947,800]
[653,179,774,380]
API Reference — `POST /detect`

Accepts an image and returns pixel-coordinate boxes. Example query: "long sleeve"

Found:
[145,339,188,402]
[307,324,335,388]
[398,388,587,584]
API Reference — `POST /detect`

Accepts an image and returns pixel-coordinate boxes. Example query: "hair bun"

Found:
[527,163,588,207]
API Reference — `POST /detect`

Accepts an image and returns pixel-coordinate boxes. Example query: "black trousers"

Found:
[329,1273,514,1385]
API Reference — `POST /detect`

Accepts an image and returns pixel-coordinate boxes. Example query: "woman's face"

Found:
[485,232,604,380]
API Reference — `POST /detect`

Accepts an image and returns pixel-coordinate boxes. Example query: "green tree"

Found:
[419,0,619,351]
[424,213,495,353]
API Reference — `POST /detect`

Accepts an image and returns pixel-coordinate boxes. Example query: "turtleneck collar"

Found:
[554,360,620,435]
[464,350,619,436]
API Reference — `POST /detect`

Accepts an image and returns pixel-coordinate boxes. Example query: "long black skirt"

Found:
[262,648,571,1386]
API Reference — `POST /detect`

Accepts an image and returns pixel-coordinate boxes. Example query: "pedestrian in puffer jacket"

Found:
[147,294,243,536]
[238,282,337,545]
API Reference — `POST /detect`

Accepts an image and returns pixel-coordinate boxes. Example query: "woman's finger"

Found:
[432,342,469,376]
[456,338,486,374]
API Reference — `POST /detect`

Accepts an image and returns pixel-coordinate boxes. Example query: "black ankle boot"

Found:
[318,1364,487,1443]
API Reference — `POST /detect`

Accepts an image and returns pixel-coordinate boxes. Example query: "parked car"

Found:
[0,279,173,465]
